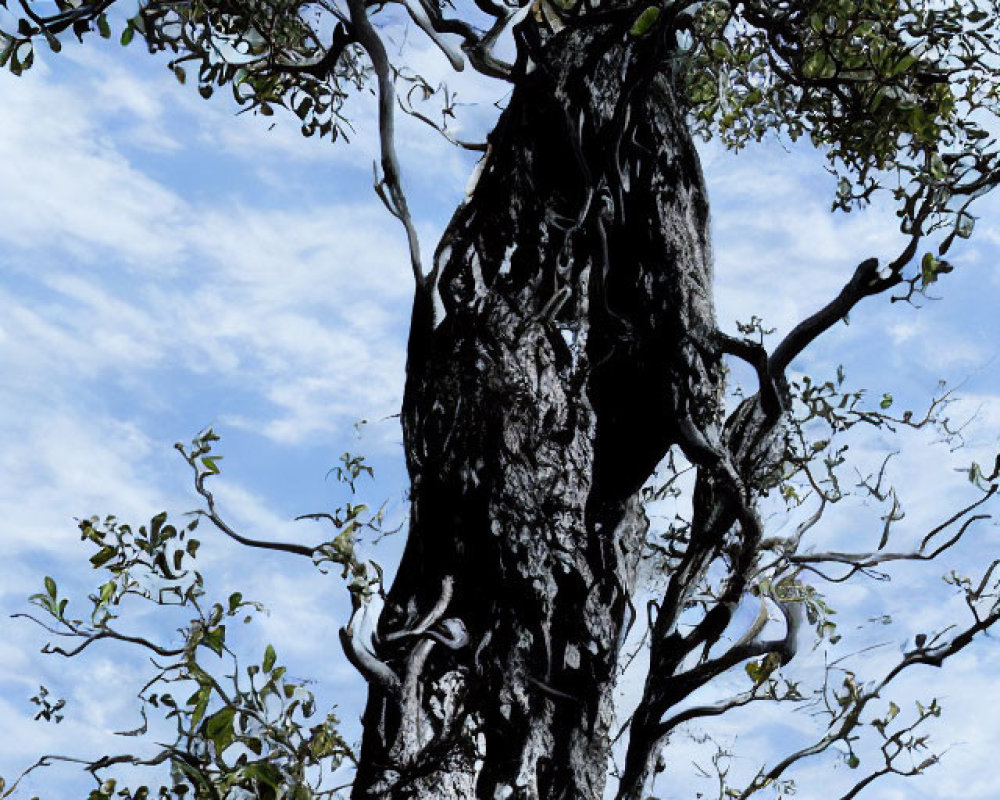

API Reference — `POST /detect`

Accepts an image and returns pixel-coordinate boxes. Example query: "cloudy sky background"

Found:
[0,20,999,800]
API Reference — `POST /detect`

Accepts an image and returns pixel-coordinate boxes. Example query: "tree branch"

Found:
[345,0,425,287]
[790,487,995,581]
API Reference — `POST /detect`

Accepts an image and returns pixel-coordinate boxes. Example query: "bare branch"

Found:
[339,626,402,695]
[38,626,186,659]
[790,487,996,581]
[177,442,317,558]
[345,0,425,287]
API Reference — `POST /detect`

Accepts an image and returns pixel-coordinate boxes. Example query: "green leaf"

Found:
[15,41,34,73]
[90,546,117,569]
[802,50,834,79]
[921,252,951,287]
[203,706,236,752]
[201,625,226,657]
[190,685,211,728]
[96,13,110,39]
[44,576,57,599]
[929,153,947,179]
[295,96,313,120]
[629,6,661,37]
[120,24,134,46]
[956,214,975,239]
[201,456,220,474]
[892,54,916,76]
[171,758,213,793]
[241,762,282,790]
[70,19,89,43]
[263,644,277,673]
[151,511,167,536]
[745,657,775,685]
[880,393,893,410]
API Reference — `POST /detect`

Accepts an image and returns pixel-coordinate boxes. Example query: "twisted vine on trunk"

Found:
[351,16,724,800]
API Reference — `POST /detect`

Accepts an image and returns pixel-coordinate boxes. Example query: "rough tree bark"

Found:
[350,17,725,800]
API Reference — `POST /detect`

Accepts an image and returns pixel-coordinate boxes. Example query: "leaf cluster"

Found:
[673,0,1000,243]
[1,431,392,800]
[0,0,367,138]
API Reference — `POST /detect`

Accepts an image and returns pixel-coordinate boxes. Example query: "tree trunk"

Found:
[351,18,722,800]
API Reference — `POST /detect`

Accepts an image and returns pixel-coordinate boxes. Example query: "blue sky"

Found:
[0,23,999,800]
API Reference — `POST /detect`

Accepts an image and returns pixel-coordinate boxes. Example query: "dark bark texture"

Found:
[351,16,724,800]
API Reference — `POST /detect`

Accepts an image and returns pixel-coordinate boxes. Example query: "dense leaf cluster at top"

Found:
[678,0,1000,247]
[3,0,1000,241]
[0,0,368,139]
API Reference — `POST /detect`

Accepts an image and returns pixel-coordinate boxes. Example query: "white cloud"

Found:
[0,67,186,269]
[0,49,413,792]
[0,62,416,441]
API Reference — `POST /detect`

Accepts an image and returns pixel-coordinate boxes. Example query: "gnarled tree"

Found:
[4,0,1000,798]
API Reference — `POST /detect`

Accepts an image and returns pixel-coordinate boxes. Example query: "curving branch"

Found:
[769,192,932,379]
[345,0,425,287]
[13,613,148,662]
[791,487,996,582]
[271,21,355,77]
[340,573,467,765]
[176,442,318,558]
[339,626,402,695]
[717,331,784,421]
[657,599,803,736]
[398,0,518,80]
[396,92,488,152]
[1,749,175,800]
[770,257,885,378]
[35,626,186,659]
[401,0,466,71]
